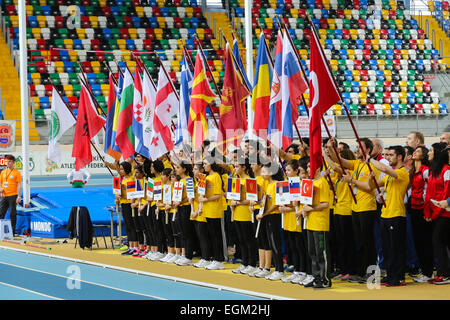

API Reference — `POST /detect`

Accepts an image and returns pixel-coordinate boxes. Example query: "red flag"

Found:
[217,45,250,154]
[308,27,340,178]
[72,83,106,170]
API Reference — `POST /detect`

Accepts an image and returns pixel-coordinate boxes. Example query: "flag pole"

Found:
[305,14,385,207]
[49,82,114,177]
[193,37,220,130]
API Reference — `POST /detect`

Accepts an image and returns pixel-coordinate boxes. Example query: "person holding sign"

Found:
[173,163,197,267]
[299,164,331,289]
[145,160,166,261]
[190,163,212,268]
[199,157,226,270]
[230,159,258,276]
[255,164,286,281]
[279,160,308,284]
[115,161,139,256]
[130,165,148,257]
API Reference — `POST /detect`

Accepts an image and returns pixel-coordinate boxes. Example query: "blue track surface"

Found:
[0,248,263,300]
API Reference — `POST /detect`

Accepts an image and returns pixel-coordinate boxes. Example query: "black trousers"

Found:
[432,216,450,277]
[152,206,167,251]
[284,230,308,273]
[121,203,137,242]
[352,210,377,276]
[0,195,18,234]
[132,208,145,245]
[142,205,156,246]
[234,220,258,267]
[205,217,226,262]
[264,214,284,272]
[307,230,331,283]
[334,214,358,275]
[176,205,196,259]
[409,208,434,277]
[380,217,406,284]
[194,220,210,260]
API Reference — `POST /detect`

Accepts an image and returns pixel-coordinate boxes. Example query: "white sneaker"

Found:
[194,259,210,268]
[176,256,193,266]
[232,264,247,274]
[205,260,225,270]
[282,273,299,283]
[291,272,307,284]
[149,252,165,261]
[242,266,257,275]
[414,274,432,283]
[248,267,263,277]
[266,271,284,281]
[254,268,271,278]
[166,254,181,264]
[160,253,173,262]
[302,274,315,286]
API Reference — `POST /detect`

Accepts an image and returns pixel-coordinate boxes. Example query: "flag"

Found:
[141,69,158,159]
[132,63,150,158]
[147,178,154,199]
[153,180,162,200]
[251,32,273,139]
[186,177,195,199]
[217,44,250,154]
[275,180,290,205]
[126,180,136,193]
[245,178,258,201]
[188,50,216,151]
[288,176,301,201]
[232,38,252,91]
[109,72,124,158]
[113,176,121,195]
[308,25,341,178]
[115,66,135,160]
[104,74,121,160]
[175,52,193,147]
[72,82,106,170]
[281,30,308,150]
[48,86,76,164]
[149,62,179,160]
[226,177,241,200]
[267,29,284,149]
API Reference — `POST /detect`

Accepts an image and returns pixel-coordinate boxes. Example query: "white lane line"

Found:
[0,261,166,300]
[0,281,62,300]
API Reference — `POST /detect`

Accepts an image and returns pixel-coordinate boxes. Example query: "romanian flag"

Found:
[217,44,250,154]
[188,48,216,151]
[251,31,273,139]
[108,72,124,159]
[115,66,135,160]
[104,74,121,160]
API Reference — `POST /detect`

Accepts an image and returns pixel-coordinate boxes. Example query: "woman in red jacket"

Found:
[409,146,433,282]
[424,142,450,285]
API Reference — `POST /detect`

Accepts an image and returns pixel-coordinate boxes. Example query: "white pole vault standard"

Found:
[245,0,254,139]
[18,0,30,207]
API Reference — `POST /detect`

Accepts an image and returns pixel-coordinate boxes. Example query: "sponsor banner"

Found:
[295,115,335,138]
[0,121,16,152]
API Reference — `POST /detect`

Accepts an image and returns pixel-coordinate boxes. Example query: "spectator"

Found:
[439,132,450,145]
[67,167,91,188]
[406,131,425,149]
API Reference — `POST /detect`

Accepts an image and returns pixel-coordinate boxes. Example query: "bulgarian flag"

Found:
[115,66,135,160]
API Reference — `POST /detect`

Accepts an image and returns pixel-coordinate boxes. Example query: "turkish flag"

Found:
[72,83,106,170]
[308,28,340,179]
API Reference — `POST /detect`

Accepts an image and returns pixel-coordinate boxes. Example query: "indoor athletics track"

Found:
[0,247,273,300]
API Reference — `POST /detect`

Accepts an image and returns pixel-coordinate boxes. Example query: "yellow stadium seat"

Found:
[157,17,166,29]
[63,85,73,97]
[135,7,144,17]
[290,9,298,18]
[344,9,352,19]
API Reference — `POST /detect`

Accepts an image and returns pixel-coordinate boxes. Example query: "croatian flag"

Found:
[281,31,308,150]
[267,29,284,149]
[132,63,150,158]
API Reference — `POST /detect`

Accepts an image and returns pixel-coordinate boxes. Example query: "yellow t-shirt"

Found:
[0,168,21,197]
[179,177,190,207]
[253,175,267,210]
[202,172,224,219]
[283,205,302,232]
[163,159,173,169]
[191,179,207,222]
[264,181,281,215]
[323,162,339,210]
[292,154,302,161]
[349,160,380,212]
[306,177,331,232]
[120,176,134,204]
[334,178,353,216]
[233,178,252,222]
[380,167,410,219]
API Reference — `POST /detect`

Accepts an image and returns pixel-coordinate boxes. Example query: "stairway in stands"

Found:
[0,32,40,142]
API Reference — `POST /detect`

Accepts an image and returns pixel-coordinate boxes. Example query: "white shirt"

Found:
[67,169,91,183]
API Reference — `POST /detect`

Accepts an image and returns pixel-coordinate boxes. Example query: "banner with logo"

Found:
[295,115,335,138]
[0,121,16,151]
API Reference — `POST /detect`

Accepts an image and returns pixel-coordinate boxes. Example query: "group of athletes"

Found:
[109,131,450,289]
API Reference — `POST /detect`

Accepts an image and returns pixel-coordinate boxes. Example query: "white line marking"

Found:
[0,246,293,300]
[0,260,166,300]
[0,281,62,300]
